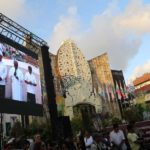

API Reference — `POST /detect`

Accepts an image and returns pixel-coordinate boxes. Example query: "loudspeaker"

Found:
[58,116,72,139]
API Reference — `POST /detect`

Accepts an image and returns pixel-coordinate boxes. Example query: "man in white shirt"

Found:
[84,131,94,150]
[0,51,7,98]
[110,124,127,150]
[9,60,24,101]
[25,66,37,103]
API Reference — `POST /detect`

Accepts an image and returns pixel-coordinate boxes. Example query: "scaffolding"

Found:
[0,13,48,54]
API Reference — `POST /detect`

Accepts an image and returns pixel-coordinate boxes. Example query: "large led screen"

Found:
[0,42,42,105]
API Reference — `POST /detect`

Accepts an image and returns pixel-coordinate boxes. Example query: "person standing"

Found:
[84,131,93,150]
[29,134,45,150]
[24,66,37,103]
[0,51,7,98]
[9,60,24,101]
[109,124,127,150]
[91,133,102,150]
[127,124,141,150]
[77,128,86,150]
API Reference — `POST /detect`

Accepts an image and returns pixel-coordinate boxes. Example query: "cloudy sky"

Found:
[0,0,150,83]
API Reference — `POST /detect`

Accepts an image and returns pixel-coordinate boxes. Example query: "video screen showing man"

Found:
[0,41,42,104]
[9,61,24,101]
[0,51,7,98]
[25,66,37,104]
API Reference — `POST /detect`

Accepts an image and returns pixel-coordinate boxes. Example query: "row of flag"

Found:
[93,80,129,102]
[115,80,128,100]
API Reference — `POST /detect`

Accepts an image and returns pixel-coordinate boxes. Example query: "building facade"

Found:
[56,40,102,119]
[88,54,120,117]
[133,73,150,93]
[51,40,121,119]
[111,70,127,99]
[111,70,129,116]
[88,53,114,85]
[133,73,150,105]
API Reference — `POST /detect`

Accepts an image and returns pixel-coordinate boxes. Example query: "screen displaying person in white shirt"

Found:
[25,66,37,103]
[9,60,24,101]
[0,51,7,98]
[0,42,42,104]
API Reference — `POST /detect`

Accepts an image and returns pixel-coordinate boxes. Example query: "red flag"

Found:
[115,81,121,100]
[119,81,125,99]
[109,85,115,101]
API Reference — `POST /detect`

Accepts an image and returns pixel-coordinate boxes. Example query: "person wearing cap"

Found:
[0,50,7,98]
[9,60,24,101]
[25,66,37,103]
[109,123,127,150]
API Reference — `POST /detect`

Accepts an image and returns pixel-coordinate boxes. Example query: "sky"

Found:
[0,0,150,84]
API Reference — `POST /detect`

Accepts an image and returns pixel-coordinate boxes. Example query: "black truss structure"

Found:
[0,13,60,140]
[0,13,48,54]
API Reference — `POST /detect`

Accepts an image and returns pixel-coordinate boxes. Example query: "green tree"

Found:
[123,104,145,123]
[71,115,83,136]
[24,118,52,140]
[101,113,112,127]
[111,117,122,125]
[10,121,23,138]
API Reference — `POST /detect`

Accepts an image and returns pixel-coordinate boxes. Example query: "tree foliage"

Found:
[10,118,52,141]
[101,112,121,127]
[10,121,23,138]
[24,118,52,140]
[71,115,83,136]
[123,104,145,123]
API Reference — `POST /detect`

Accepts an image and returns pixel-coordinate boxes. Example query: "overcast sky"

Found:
[0,0,150,83]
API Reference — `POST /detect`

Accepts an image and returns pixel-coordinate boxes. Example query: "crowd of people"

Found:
[3,123,145,150]
[82,123,143,150]
[0,43,38,67]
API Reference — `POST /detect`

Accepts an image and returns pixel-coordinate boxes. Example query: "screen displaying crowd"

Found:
[0,42,42,104]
